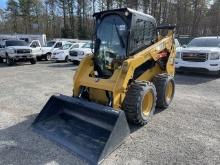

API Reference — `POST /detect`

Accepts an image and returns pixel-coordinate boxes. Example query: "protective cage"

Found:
[93,8,157,57]
[32,95,130,165]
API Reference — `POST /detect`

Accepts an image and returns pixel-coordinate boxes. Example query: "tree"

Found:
[0,0,219,38]
[18,0,35,33]
[6,0,19,32]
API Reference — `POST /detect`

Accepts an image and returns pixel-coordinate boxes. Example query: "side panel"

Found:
[73,35,175,109]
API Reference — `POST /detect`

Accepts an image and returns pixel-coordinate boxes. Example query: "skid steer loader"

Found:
[32,8,176,165]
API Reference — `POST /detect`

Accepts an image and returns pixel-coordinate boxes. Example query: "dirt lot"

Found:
[0,61,219,165]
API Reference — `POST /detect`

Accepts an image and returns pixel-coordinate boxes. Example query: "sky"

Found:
[0,0,7,9]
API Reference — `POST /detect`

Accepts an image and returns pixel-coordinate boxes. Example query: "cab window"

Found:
[0,42,4,48]
[54,42,62,48]
[72,44,79,48]
[31,41,40,48]
[130,19,156,54]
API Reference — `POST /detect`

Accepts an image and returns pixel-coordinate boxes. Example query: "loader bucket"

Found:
[32,95,130,165]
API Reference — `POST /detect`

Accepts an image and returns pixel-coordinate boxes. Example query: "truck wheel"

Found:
[30,58,37,64]
[65,56,69,62]
[153,74,175,108]
[122,81,157,125]
[45,53,51,61]
[0,57,3,63]
[6,55,14,66]
[37,56,42,61]
[72,60,79,65]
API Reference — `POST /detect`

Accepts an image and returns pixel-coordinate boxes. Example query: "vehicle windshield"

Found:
[187,38,220,47]
[175,39,181,47]
[60,43,72,50]
[6,40,28,46]
[82,42,92,48]
[94,15,128,76]
[46,41,56,47]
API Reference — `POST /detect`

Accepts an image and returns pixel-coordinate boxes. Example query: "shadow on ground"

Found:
[0,62,35,67]
[0,114,87,165]
[175,72,219,85]
[129,107,164,133]
[47,62,78,69]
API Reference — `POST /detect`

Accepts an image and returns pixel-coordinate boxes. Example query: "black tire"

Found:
[153,74,175,109]
[45,53,51,61]
[72,60,79,65]
[122,81,157,125]
[30,58,37,64]
[6,55,14,66]
[37,56,42,61]
[65,56,69,62]
[0,57,3,63]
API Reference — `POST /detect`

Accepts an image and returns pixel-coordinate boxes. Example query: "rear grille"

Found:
[17,49,31,54]
[69,51,78,56]
[182,53,208,62]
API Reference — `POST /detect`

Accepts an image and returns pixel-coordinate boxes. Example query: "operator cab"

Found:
[93,8,157,78]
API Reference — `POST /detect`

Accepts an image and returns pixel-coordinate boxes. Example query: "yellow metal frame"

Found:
[73,31,176,109]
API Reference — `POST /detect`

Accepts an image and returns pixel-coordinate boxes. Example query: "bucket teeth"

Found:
[32,95,130,164]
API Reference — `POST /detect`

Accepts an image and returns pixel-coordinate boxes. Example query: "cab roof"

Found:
[93,8,156,25]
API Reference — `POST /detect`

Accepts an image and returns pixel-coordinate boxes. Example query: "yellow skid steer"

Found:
[32,8,176,165]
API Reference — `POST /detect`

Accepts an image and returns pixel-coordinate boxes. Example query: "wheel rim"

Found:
[142,90,154,116]
[165,80,174,103]
[47,54,51,60]
[6,57,9,64]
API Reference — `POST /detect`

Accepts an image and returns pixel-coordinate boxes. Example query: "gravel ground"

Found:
[0,61,219,165]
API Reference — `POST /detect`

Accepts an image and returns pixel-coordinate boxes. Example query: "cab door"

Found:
[30,40,43,57]
[52,42,63,53]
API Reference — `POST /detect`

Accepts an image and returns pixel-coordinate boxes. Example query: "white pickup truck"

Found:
[37,40,71,61]
[69,42,93,64]
[0,40,37,66]
[175,36,220,75]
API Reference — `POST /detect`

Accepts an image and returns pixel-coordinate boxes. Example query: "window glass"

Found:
[187,38,220,47]
[0,42,4,48]
[82,42,92,48]
[130,19,156,53]
[54,42,62,48]
[31,41,40,47]
[175,39,180,47]
[61,44,72,50]
[6,40,28,46]
[94,15,128,77]
[46,41,55,47]
[20,38,29,43]
[72,44,79,48]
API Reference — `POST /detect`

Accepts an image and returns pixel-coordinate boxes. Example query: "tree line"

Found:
[0,0,219,39]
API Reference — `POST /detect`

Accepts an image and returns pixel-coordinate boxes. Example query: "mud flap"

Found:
[32,95,130,165]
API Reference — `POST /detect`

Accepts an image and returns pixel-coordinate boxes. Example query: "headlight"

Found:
[210,52,220,60]
[8,48,16,54]
[176,52,181,58]
[78,51,84,56]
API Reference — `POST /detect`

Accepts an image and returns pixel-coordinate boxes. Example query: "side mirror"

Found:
[31,45,37,48]
[182,45,187,48]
